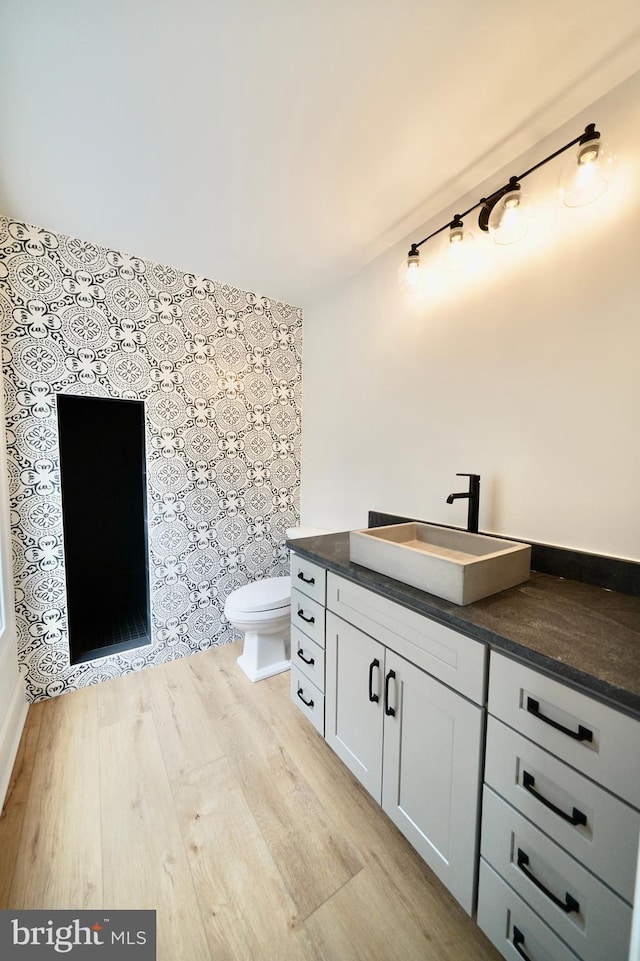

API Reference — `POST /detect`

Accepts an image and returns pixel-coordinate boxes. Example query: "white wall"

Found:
[301,72,640,561]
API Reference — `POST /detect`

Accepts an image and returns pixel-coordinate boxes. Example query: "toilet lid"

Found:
[227,576,291,613]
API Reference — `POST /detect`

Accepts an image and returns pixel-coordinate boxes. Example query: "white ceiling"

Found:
[1,0,639,306]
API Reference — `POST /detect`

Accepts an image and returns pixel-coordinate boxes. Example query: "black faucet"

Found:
[446,473,481,534]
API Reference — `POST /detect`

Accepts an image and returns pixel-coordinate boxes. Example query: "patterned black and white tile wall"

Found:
[0,217,302,701]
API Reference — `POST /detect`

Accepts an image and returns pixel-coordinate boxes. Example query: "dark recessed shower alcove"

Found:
[57,394,151,664]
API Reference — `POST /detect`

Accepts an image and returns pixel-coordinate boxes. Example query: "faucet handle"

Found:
[456,472,480,479]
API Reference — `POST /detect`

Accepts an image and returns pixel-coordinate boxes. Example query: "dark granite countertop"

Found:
[287,531,640,720]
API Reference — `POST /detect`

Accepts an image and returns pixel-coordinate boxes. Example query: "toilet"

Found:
[225,527,327,682]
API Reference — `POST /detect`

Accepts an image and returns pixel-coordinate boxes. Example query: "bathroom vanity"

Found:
[287,526,640,961]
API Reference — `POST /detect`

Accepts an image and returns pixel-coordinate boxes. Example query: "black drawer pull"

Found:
[512,927,532,961]
[384,669,396,716]
[522,771,587,826]
[296,648,315,666]
[297,609,315,624]
[297,687,314,708]
[297,571,316,585]
[526,697,593,743]
[368,658,380,703]
[516,848,580,914]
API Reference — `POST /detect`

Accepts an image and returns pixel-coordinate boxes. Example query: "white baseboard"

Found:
[0,674,28,810]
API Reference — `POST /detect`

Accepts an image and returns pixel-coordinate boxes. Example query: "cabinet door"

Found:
[291,587,326,649]
[382,650,483,915]
[481,786,632,961]
[478,859,582,961]
[325,612,385,802]
[489,651,640,808]
[290,553,327,605]
[291,624,325,693]
[484,715,640,902]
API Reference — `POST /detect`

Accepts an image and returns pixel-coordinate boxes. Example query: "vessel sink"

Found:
[349,523,531,605]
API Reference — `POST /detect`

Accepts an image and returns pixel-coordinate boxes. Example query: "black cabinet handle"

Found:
[296,648,315,666]
[512,927,532,961]
[297,609,315,624]
[526,697,593,743]
[522,771,587,826]
[384,669,396,716]
[516,849,580,914]
[297,571,315,585]
[297,687,314,708]
[368,658,380,703]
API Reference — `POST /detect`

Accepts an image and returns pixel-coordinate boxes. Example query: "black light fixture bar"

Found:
[408,123,600,255]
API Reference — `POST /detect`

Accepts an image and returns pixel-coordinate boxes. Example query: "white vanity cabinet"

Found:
[324,572,486,915]
[477,652,640,961]
[289,555,327,735]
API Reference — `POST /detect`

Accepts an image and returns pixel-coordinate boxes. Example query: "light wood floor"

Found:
[0,641,502,961]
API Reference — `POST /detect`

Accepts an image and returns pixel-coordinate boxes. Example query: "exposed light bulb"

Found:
[446,217,474,273]
[397,245,426,293]
[578,142,600,166]
[559,129,615,207]
[488,186,529,245]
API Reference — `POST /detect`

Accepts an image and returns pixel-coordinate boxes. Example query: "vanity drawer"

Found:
[291,665,324,735]
[478,858,581,961]
[291,587,325,648]
[290,553,327,604]
[291,625,325,692]
[489,652,640,807]
[327,572,486,704]
[481,787,632,961]
[485,715,640,901]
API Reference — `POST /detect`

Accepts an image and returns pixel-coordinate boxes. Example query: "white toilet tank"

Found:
[286,526,328,539]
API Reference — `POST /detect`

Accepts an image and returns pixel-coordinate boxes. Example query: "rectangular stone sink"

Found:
[349,523,531,605]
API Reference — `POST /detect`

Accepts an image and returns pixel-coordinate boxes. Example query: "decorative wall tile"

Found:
[0,216,302,702]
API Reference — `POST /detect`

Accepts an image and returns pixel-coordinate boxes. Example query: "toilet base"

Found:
[237,653,291,683]
[236,628,291,683]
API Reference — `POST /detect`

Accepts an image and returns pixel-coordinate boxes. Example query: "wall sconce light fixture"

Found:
[399,123,614,289]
